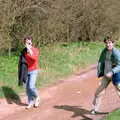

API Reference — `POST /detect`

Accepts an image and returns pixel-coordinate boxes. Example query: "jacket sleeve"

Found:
[18,48,27,86]
[97,49,105,77]
[112,48,120,74]
[18,55,23,86]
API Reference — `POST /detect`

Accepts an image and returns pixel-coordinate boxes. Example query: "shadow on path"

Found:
[54,105,108,120]
[2,86,26,106]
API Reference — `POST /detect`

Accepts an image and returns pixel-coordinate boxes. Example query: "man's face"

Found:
[24,39,32,48]
[105,40,114,51]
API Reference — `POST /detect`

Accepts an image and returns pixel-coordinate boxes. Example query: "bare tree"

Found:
[0,0,120,53]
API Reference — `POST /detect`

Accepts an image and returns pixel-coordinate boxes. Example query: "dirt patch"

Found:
[0,65,120,120]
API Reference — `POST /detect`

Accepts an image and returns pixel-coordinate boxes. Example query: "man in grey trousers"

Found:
[91,36,120,114]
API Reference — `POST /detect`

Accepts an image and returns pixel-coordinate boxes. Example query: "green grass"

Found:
[103,109,120,120]
[0,41,103,98]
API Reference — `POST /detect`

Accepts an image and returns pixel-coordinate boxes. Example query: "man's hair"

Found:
[24,37,32,43]
[104,36,114,43]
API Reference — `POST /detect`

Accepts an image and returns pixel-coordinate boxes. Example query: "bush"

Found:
[0,0,120,53]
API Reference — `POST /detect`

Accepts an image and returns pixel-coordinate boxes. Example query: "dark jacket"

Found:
[18,48,28,86]
[97,47,120,78]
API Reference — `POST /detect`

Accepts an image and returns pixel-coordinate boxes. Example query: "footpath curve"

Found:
[0,65,120,120]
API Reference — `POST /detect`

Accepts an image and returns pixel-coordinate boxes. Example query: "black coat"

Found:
[18,48,28,86]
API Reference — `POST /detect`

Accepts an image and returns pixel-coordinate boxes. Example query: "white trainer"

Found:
[91,109,97,115]
[34,97,40,107]
[25,103,34,109]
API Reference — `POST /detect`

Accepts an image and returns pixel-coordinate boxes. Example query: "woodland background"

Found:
[0,0,120,53]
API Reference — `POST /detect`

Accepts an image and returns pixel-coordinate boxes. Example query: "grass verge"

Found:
[103,109,120,120]
[0,42,103,98]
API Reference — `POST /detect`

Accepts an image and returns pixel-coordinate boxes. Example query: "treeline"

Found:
[0,0,120,52]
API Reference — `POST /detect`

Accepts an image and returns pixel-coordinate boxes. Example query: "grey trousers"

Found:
[92,76,120,111]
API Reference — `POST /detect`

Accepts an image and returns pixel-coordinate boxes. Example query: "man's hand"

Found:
[25,44,33,56]
[105,72,113,78]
